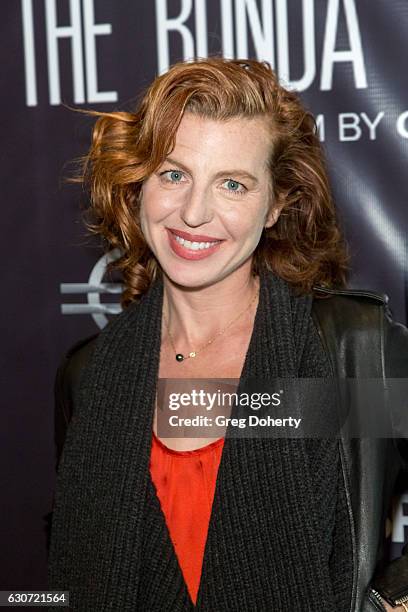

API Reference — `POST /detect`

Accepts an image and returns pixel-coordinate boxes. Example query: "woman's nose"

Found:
[179,186,214,227]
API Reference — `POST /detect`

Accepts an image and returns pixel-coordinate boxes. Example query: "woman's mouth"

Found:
[166,228,224,260]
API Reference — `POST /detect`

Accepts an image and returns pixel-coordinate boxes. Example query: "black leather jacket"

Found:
[52,287,408,612]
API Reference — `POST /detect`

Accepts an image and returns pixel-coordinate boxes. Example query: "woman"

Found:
[48,58,408,611]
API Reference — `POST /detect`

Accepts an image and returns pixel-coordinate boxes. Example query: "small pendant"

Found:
[189,351,196,358]
[176,354,184,362]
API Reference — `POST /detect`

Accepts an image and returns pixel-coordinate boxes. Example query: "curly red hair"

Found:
[78,56,348,307]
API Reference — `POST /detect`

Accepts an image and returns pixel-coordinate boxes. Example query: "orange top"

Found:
[149,431,225,605]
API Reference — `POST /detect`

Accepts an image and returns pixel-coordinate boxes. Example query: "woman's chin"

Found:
[163,271,217,290]
[160,263,225,291]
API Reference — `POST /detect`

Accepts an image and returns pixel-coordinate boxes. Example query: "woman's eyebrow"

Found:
[164,156,259,185]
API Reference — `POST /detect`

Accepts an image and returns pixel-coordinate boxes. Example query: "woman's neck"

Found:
[162,269,260,348]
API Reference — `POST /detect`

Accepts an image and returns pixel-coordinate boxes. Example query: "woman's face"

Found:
[140,112,280,289]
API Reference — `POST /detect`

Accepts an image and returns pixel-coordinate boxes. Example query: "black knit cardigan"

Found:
[48,270,352,611]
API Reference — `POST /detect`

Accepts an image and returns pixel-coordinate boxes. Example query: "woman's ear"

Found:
[265,208,279,228]
[265,197,284,229]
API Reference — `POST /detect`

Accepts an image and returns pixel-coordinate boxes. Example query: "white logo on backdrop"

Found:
[60,248,123,329]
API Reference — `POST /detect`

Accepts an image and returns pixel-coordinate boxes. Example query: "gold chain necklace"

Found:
[162,285,259,362]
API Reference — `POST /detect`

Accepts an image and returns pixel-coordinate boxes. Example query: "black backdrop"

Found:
[2,0,408,591]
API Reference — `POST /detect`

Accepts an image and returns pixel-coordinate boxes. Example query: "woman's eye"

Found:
[222,179,246,195]
[160,169,184,183]
[158,171,246,195]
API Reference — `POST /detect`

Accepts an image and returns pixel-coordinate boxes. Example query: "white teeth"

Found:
[174,234,219,250]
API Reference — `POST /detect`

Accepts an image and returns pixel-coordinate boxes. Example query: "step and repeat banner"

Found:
[2,0,407,590]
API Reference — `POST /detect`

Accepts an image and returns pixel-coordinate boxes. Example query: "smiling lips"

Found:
[166,228,224,260]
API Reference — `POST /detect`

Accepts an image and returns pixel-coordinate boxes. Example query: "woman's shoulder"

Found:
[311,285,408,377]
[312,285,390,331]
[57,333,100,402]
[56,286,158,395]
[54,333,99,467]
[312,284,388,307]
